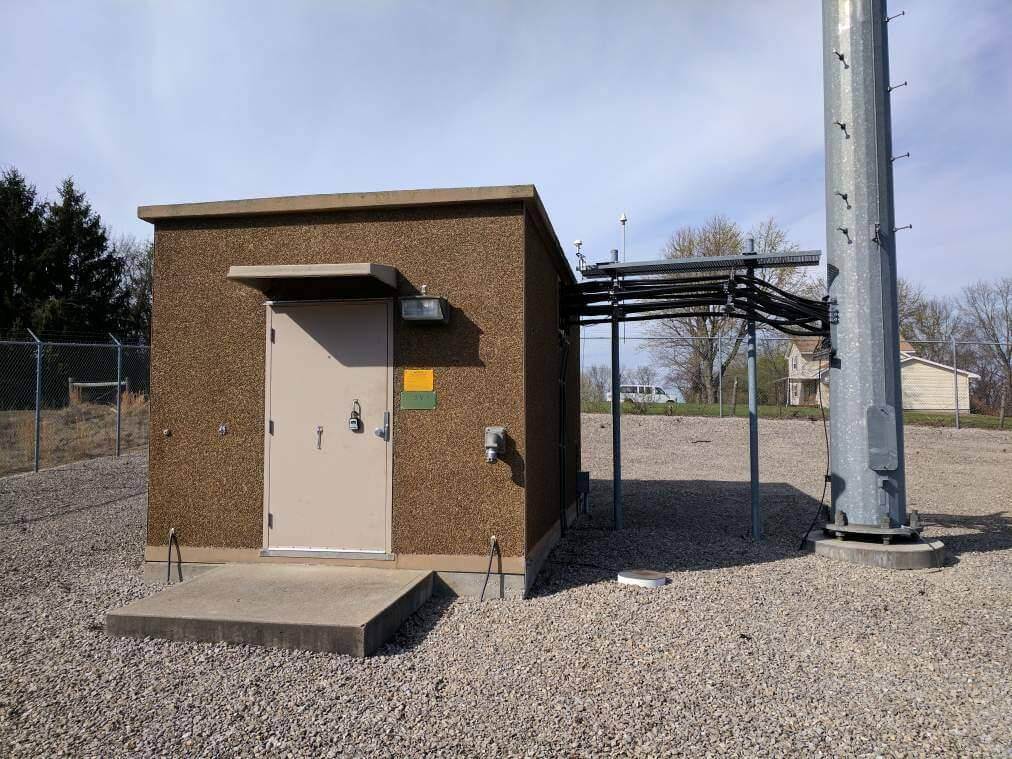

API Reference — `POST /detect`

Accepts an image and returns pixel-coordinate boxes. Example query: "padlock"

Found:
[348,399,362,432]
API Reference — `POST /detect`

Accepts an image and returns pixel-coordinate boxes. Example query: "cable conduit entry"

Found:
[167,527,183,583]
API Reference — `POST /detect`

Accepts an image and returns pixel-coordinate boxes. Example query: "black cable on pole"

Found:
[798,356,832,550]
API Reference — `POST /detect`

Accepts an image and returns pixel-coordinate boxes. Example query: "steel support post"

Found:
[823,0,908,530]
[952,336,960,430]
[111,334,123,456]
[717,333,723,417]
[745,239,761,540]
[610,259,623,530]
[28,329,42,472]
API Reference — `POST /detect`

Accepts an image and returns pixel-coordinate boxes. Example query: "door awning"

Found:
[227,263,398,300]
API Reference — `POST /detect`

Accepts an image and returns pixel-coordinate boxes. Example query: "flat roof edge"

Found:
[137,185,538,222]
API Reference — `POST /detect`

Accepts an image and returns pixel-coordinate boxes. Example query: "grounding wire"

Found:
[798,355,831,549]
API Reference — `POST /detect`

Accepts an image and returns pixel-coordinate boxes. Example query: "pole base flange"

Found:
[825,522,919,545]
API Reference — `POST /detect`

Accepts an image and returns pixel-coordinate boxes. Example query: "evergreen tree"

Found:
[36,177,125,335]
[0,167,45,329]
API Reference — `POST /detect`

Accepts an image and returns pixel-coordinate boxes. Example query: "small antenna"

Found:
[619,213,628,262]
[618,214,628,343]
[573,239,585,272]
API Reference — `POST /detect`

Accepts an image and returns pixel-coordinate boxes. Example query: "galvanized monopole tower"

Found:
[823,0,911,536]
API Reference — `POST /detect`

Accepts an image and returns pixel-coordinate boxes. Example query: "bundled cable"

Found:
[564,273,829,337]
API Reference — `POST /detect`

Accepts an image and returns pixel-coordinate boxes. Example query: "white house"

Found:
[786,337,979,412]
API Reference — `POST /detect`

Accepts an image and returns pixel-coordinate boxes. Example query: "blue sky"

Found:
[3,1,1009,365]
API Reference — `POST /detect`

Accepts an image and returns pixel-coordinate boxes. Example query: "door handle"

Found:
[316,425,323,449]
[373,411,390,441]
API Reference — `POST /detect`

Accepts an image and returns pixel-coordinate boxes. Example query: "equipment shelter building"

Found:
[138,185,580,596]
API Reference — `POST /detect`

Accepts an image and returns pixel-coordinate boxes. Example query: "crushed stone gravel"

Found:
[1,415,1010,756]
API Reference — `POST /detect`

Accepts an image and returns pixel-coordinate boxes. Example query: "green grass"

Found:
[902,411,1007,430]
[580,401,1007,429]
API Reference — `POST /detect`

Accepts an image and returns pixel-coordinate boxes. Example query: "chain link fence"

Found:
[1,329,1006,478]
[579,332,1011,430]
[0,336,149,477]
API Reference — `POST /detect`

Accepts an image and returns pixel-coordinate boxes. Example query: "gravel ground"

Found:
[1,415,1010,757]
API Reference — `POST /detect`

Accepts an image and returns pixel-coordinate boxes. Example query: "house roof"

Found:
[790,337,824,355]
[137,184,575,284]
[900,353,981,379]
[799,354,980,381]
[791,336,916,355]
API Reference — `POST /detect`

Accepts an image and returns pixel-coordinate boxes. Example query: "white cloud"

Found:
[1,0,1007,309]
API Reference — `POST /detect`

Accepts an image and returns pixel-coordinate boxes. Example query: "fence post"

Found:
[952,335,960,430]
[110,333,123,456]
[717,333,723,418]
[27,329,42,472]
[1000,383,1007,430]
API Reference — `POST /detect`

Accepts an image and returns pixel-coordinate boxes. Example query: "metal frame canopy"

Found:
[562,248,829,536]
[580,251,822,277]
[565,251,828,337]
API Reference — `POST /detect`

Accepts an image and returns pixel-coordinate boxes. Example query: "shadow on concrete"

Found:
[530,478,826,597]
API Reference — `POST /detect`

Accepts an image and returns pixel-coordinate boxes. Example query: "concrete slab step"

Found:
[106,564,433,656]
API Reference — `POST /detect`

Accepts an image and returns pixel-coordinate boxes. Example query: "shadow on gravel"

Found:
[918,510,1012,560]
[534,479,1012,596]
[0,490,146,527]
[531,478,826,597]
[379,596,457,655]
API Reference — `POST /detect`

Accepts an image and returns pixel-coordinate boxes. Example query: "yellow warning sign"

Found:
[404,369,434,392]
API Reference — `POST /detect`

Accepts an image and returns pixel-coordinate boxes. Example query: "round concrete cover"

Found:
[617,570,668,588]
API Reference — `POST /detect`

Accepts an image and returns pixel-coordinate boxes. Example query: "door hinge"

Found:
[268,419,274,435]
[270,327,275,343]
[267,512,273,529]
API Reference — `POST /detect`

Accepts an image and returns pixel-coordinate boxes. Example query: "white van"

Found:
[606,385,678,404]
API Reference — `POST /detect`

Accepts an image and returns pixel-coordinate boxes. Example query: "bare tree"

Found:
[111,235,153,339]
[891,278,968,364]
[646,216,812,403]
[630,365,657,388]
[581,365,610,403]
[961,278,1012,414]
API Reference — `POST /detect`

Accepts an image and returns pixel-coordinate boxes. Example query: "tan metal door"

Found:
[264,301,391,555]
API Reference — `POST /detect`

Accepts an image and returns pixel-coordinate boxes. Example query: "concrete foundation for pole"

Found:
[804,529,945,570]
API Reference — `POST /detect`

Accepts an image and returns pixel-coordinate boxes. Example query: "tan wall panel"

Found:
[147,204,528,557]
[522,212,579,550]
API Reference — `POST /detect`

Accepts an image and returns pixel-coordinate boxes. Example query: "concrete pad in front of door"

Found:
[106,564,433,657]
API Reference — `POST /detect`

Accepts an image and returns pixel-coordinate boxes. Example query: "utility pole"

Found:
[823,0,909,535]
